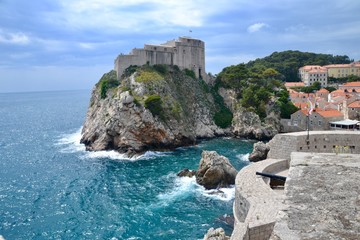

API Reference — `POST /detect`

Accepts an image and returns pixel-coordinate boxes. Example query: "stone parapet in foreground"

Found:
[271,152,360,240]
[231,158,288,240]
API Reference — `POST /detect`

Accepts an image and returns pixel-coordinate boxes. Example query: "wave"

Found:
[55,127,172,161]
[157,174,235,207]
[56,127,85,153]
[236,153,249,162]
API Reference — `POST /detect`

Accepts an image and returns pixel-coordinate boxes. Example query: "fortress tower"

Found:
[114,37,206,81]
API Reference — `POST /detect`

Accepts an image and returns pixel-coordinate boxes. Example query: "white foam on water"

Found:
[201,186,235,201]
[157,175,198,205]
[157,174,235,207]
[56,127,85,153]
[236,153,249,162]
[56,127,172,161]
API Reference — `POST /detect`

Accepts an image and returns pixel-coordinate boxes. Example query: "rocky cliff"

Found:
[81,64,283,155]
[81,66,226,156]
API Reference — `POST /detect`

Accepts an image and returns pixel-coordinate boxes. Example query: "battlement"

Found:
[114,36,206,81]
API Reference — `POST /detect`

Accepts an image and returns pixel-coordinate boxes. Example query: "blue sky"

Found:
[0,0,359,92]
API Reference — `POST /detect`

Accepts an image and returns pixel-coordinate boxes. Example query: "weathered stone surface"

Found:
[204,227,229,240]
[177,168,196,178]
[231,107,279,140]
[249,141,270,162]
[271,152,360,240]
[196,151,238,189]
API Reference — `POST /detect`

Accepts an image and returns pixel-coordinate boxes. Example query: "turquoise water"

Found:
[0,90,254,239]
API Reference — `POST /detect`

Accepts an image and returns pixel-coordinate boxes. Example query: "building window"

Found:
[319,120,322,126]
[154,47,157,50]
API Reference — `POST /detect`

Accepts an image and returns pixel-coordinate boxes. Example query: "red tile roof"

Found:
[317,88,329,93]
[348,100,360,108]
[341,81,360,87]
[316,110,343,118]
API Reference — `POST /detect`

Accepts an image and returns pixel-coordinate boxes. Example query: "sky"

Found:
[0,0,359,93]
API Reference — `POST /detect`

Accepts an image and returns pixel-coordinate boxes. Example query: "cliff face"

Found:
[80,66,226,155]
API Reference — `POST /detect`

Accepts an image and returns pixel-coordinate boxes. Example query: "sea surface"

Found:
[0,90,254,240]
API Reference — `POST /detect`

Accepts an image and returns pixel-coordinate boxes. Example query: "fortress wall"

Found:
[267,131,360,160]
[231,158,287,240]
[115,54,144,79]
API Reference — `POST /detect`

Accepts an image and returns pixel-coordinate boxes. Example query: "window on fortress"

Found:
[183,50,186,54]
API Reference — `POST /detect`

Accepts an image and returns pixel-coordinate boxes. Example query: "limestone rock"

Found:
[204,227,229,240]
[231,107,279,140]
[177,169,196,178]
[196,151,238,189]
[249,141,270,162]
[81,67,226,156]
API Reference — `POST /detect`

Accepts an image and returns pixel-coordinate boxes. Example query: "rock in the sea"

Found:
[249,141,270,162]
[196,151,238,189]
[177,168,196,178]
[204,227,229,240]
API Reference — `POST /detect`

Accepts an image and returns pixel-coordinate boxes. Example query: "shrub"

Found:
[124,65,138,77]
[184,69,196,79]
[214,108,233,128]
[144,95,164,119]
[153,64,168,75]
[98,70,120,99]
[100,80,108,99]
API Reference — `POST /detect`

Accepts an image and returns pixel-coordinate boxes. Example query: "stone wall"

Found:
[271,152,360,239]
[231,158,288,240]
[114,37,206,81]
[268,130,360,160]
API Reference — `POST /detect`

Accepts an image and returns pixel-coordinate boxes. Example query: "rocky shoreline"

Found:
[80,66,280,157]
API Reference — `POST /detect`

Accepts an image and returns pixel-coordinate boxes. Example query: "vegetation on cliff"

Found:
[246,50,352,82]
[97,70,119,99]
[216,64,297,119]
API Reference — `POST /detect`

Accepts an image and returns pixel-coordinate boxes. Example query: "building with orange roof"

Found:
[298,65,328,87]
[290,108,344,131]
[324,62,360,78]
[315,88,329,101]
[348,100,360,120]
[338,81,360,92]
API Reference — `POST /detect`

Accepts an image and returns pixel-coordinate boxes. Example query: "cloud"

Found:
[0,30,30,45]
[53,0,236,31]
[247,23,269,33]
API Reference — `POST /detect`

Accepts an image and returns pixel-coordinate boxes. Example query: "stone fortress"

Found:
[231,131,360,240]
[114,37,206,81]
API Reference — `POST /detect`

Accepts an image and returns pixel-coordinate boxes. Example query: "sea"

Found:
[0,90,254,240]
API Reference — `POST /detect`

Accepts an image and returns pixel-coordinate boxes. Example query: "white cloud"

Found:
[0,30,30,45]
[247,23,269,33]
[53,0,236,31]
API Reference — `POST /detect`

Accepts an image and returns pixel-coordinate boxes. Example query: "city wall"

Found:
[232,130,360,240]
[231,158,288,240]
[267,130,360,160]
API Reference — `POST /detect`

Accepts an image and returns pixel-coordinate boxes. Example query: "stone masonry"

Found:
[267,130,360,160]
[114,37,206,81]
[271,152,360,240]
